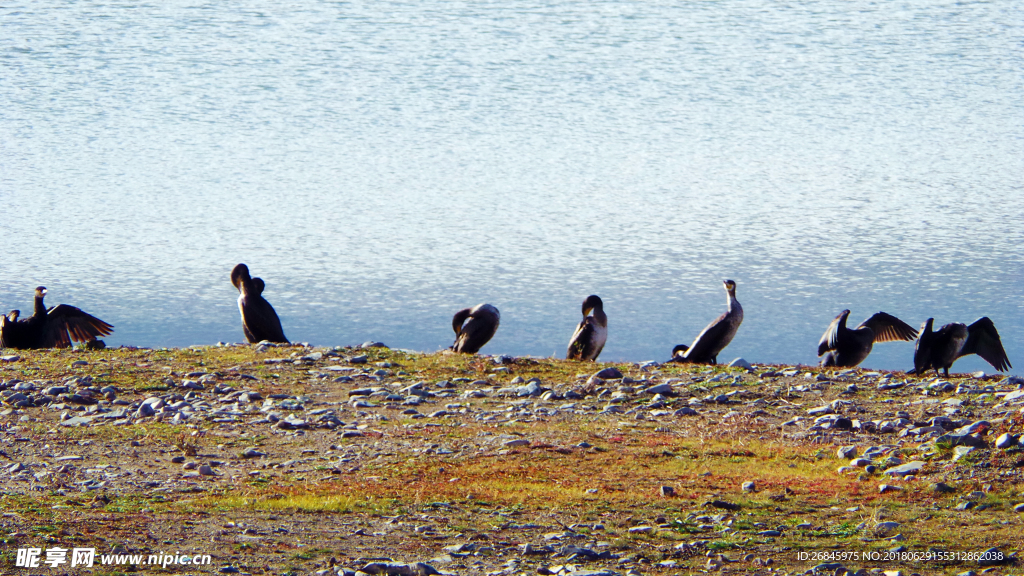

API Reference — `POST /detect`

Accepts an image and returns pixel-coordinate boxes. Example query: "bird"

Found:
[817,309,917,368]
[450,303,500,354]
[671,279,744,365]
[910,317,1011,377]
[0,286,113,349]
[567,295,607,361]
[230,263,288,344]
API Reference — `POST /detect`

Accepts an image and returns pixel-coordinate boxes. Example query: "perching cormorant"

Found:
[671,280,743,365]
[817,309,917,368]
[230,264,289,344]
[450,303,500,354]
[567,295,607,361]
[0,287,113,349]
[910,317,1011,377]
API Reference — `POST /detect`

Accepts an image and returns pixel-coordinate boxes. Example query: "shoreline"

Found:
[1,345,1023,575]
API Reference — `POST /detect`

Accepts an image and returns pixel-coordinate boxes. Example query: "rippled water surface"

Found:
[3,1,1022,372]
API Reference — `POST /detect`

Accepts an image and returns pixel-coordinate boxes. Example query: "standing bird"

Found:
[567,295,607,361]
[230,263,288,344]
[910,317,1011,377]
[0,287,113,349]
[450,303,500,354]
[671,280,744,364]
[817,309,917,368]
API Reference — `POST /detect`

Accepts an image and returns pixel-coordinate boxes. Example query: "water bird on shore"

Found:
[450,304,500,354]
[817,309,917,367]
[909,317,1011,377]
[0,287,113,349]
[670,280,743,365]
[567,295,607,361]
[230,263,289,344]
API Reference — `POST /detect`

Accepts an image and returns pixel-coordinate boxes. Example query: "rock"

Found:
[1002,389,1024,403]
[61,416,95,427]
[995,433,1018,449]
[883,461,925,477]
[241,448,266,459]
[952,446,975,461]
[956,420,990,434]
[875,521,900,535]
[705,500,740,511]
[727,358,752,370]
[659,486,675,497]
[627,525,653,534]
[928,482,956,494]
[643,383,673,395]
[136,403,156,418]
[837,446,857,459]
[878,484,903,493]
[502,439,530,448]
[198,465,215,476]
[594,367,623,380]
[674,407,698,416]
[935,431,987,448]
[811,564,847,574]
[756,530,781,537]
[1012,503,1024,513]
[741,481,755,493]
[977,547,1005,566]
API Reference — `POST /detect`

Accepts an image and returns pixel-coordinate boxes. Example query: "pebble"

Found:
[741,481,755,492]
[594,367,623,380]
[928,482,956,494]
[883,461,924,477]
[727,357,752,369]
[837,446,857,459]
[952,446,975,461]
[995,433,1018,449]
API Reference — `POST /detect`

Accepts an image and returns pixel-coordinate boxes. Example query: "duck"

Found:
[910,317,1011,377]
[817,309,917,367]
[0,287,113,349]
[671,280,743,364]
[567,295,607,361]
[230,263,289,344]
[450,303,500,354]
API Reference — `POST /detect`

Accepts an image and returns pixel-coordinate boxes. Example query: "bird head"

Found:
[582,295,602,317]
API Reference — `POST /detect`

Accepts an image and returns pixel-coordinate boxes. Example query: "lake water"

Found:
[3,0,1022,373]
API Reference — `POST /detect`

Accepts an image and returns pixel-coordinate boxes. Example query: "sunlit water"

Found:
[3,1,1022,373]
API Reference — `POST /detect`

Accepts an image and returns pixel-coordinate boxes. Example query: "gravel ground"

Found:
[1,345,1023,576]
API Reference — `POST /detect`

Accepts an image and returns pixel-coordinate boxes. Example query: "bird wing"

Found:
[684,311,731,360]
[858,312,917,343]
[242,297,288,343]
[567,317,602,360]
[817,310,849,356]
[46,304,114,346]
[454,312,498,353]
[960,317,1011,372]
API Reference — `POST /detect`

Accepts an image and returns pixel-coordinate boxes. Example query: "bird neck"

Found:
[726,290,738,312]
[34,295,47,317]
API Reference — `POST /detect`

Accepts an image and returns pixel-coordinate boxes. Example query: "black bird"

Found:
[450,303,500,354]
[0,287,113,349]
[230,263,288,344]
[567,295,607,361]
[671,279,744,365]
[910,317,1011,377]
[817,309,917,368]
